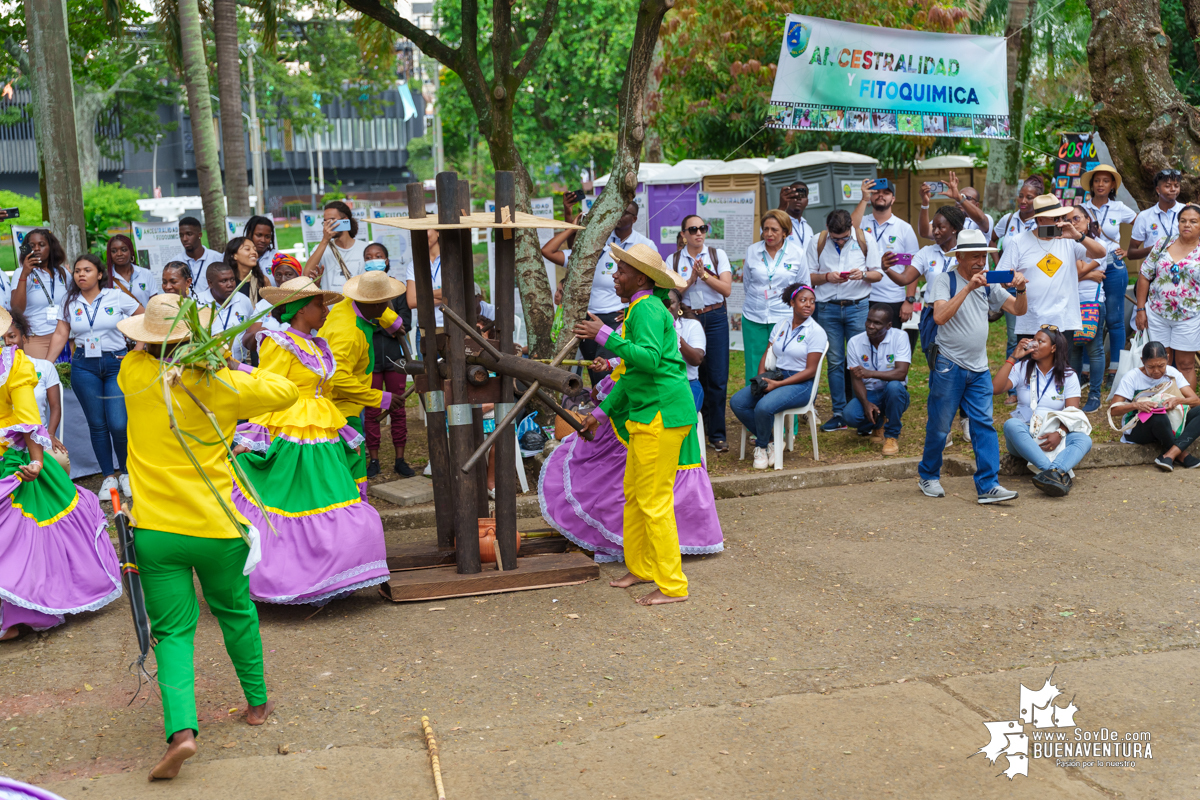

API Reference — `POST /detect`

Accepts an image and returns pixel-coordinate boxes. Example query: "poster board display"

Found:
[1052,133,1100,206]
[132,221,183,276]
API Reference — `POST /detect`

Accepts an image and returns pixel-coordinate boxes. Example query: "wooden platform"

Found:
[385,533,571,571]
[379,551,599,603]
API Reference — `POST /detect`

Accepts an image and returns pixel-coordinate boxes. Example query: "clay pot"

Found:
[478,517,522,563]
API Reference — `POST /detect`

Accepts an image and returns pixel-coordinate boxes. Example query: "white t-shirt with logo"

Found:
[1081,198,1138,266]
[1113,365,1189,443]
[31,356,60,430]
[198,290,256,360]
[741,240,810,324]
[676,246,733,310]
[23,270,70,337]
[588,231,657,315]
[995,232,1089,334]
[1131,202,1186,252]
[258,248,279,286]
[112,266,159,307]
[175,247,223,294]
[1009,364,1081,423]
[675,317,705,381]
[317,240,369,294]
[64,288,141,354]
[860,215,919,303]
[911,243,958,283]
[993,212,1037,248]
[767,316,827,373]
[964,213,995,239]
[845,328,912,391]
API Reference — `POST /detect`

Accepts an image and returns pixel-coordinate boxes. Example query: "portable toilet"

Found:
[643,159,724,258]
[763,150,879,233]
[593,162,671,240]
[701,158,771,246]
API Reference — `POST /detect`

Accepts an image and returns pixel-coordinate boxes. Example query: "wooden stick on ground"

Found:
[421,716,447,800]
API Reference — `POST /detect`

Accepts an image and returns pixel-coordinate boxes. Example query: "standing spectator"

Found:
[1064,207,1107,410]
[243,215,278,284]
[363,241,414,479]
[844,305,911,456]
[3,309,68,471]
[851,177,919,330]
[1111,340,1200,470]
[994,328,1092,496]
[105,234,158,306]
[918,171,993,239]
[199,262,257,361]
[995,194,1107,348]
[674,214,733,451]
[886,203,965,360]
[305,200,368,294]
[406,230,443,342]
[665,288,706,411]
[740,209,809,384]
[174,215,222,294]
[10,228,70,360]
[777,181,816,252]
[918,230,1027,504]
[1134,204,1200,388]
[225,236,269,306]
[159,261,194,298]
[992,177,1045,391]
[806,209,882,432]
[47,254,142,499]
[729,284,825,469]
[1080,164,1139,385]
[1129,169,1184,259]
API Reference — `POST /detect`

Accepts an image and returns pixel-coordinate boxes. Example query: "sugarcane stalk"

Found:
[421,716,447,800]
[531,359,592,366]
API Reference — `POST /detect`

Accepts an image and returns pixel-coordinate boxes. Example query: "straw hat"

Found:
[0,308,12,336]
[1030,194,1074,218]
[608,242,687,291]
[1081,164,1122,192]
[117,294,208,344]
[946,229,1000,255]
[341,270,406,303]
[259,276,343,307]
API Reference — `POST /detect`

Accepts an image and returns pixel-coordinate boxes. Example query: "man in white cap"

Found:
[919,230,1028,504]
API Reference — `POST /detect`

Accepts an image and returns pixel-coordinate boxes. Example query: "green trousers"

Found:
[742,317,774,384]
[137,529,267,741]
[346,413,367,484]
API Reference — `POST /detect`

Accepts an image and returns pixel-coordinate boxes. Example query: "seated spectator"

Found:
[1134,203,1200,389]
[1111,340,1200,471]
[843,305,911,456]
[3,309,68,472]
[664,288,706,411]
[730,284,826,469]
[994,327,1093,497]
[918,230,1027,504]
[159,261,194,298]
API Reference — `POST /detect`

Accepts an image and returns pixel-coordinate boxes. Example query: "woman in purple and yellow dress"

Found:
[232,278,389,606]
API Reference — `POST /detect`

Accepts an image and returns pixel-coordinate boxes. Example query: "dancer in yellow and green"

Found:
[117,295,300,781]
[317,270,407,492]
[573,243,695,606]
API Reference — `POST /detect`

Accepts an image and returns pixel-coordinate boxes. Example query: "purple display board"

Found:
[646,183,701,259]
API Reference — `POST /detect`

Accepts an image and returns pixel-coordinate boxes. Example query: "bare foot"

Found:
[637,589,689,606]
[0,626,21,641]
[149,730,197,781]
[609,572,651,588]
[246,699,275,726]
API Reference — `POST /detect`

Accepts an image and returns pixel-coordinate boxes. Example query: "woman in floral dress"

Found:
[1135,204,1200,388]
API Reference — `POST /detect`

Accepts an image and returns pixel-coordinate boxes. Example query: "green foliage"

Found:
[1162,0,1200,104]
[320,180,347,203]
[0,191,45,242]
[81,182,145,251]
[407,134,434,182]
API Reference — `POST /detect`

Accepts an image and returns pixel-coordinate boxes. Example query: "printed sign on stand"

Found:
[131,221,183,276]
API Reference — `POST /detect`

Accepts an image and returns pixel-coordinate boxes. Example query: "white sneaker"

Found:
[119,473,132,499]
[960,417,972,444]
[753,446,769,469]
[99,475,118,502]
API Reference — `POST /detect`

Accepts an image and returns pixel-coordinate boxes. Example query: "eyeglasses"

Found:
[829,233,852,243]
[1039,324,1060,332]
[684,224,710,235]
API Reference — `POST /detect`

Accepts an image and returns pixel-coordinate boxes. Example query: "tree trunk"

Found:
[644,36,665,163]
[983,0,1037,215]
[214,0,250,216]
[557,0,675,352]
[74,88,106,187]
[1088,0,1200,206]
[23,0,87,263]
[180,0,228,250]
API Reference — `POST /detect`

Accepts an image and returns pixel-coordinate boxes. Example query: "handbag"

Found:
[1107,377,1186,436]
[1076,281,1102,344]
[751,368,785,401]
[1107,328,1148,402]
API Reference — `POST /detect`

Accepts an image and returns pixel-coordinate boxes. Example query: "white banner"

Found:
[132,221,183,277]
[368,207,415,283]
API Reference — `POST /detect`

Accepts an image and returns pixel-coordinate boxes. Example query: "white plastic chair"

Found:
[695,410,706,467]
[739,344,828,469]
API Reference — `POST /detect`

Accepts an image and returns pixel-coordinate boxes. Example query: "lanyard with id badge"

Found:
[79,296,104,357]
[31,272,59,326]
[763,247,786,302]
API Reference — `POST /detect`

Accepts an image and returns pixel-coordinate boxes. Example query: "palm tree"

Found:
[178,0,226,249]
[214,0,250,216]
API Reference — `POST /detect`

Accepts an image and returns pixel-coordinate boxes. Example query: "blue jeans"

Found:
[730,371,814,448]
[71,350,128,476]
[919,356,1000,494]
[843,381,910,438]
[696,306,729,442]
[1102,266,1128,370]
[1002,417,1093,473]
[1069,321,1106,398]
[815,299,868,416]
[689,379,704,412]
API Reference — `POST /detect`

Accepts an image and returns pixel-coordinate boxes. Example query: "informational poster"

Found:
[840,180,863,203]
[531,197,554,218]
[131,221,183,276]
[225,216,251,242]
[697,190,755,260]
[299,208,369,255]
[1053,133,1100,206]
[484,198,559,317]
[631,191,649,239]
[768,15,1009,139]
[808,183,822,205]
[9,225,37,271]
[368,207,415,282]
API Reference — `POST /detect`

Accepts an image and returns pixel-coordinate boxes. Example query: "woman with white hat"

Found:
[1080,165,1139,385]
[0,301,119,642]
[231,277,390,605]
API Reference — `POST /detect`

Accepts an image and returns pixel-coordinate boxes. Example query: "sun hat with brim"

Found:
[341,271,406,303]
[259,276,343,307]
[1030,193,1074,218]
[946,229,1000,255]
[0,308,12,337]
[117,294,212,344]
[608,242,687,291]
[1081,164,1122,193]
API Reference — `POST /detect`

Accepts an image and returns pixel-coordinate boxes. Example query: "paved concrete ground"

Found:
[2,465,1197,798]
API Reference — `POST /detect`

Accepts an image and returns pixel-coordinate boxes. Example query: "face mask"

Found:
[364,259,388,272]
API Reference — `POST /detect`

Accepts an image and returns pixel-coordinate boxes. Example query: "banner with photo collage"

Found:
[768,15,1010,139]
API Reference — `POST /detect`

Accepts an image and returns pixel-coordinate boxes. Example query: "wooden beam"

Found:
[378,552,599,602]
[385,534,572,571]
